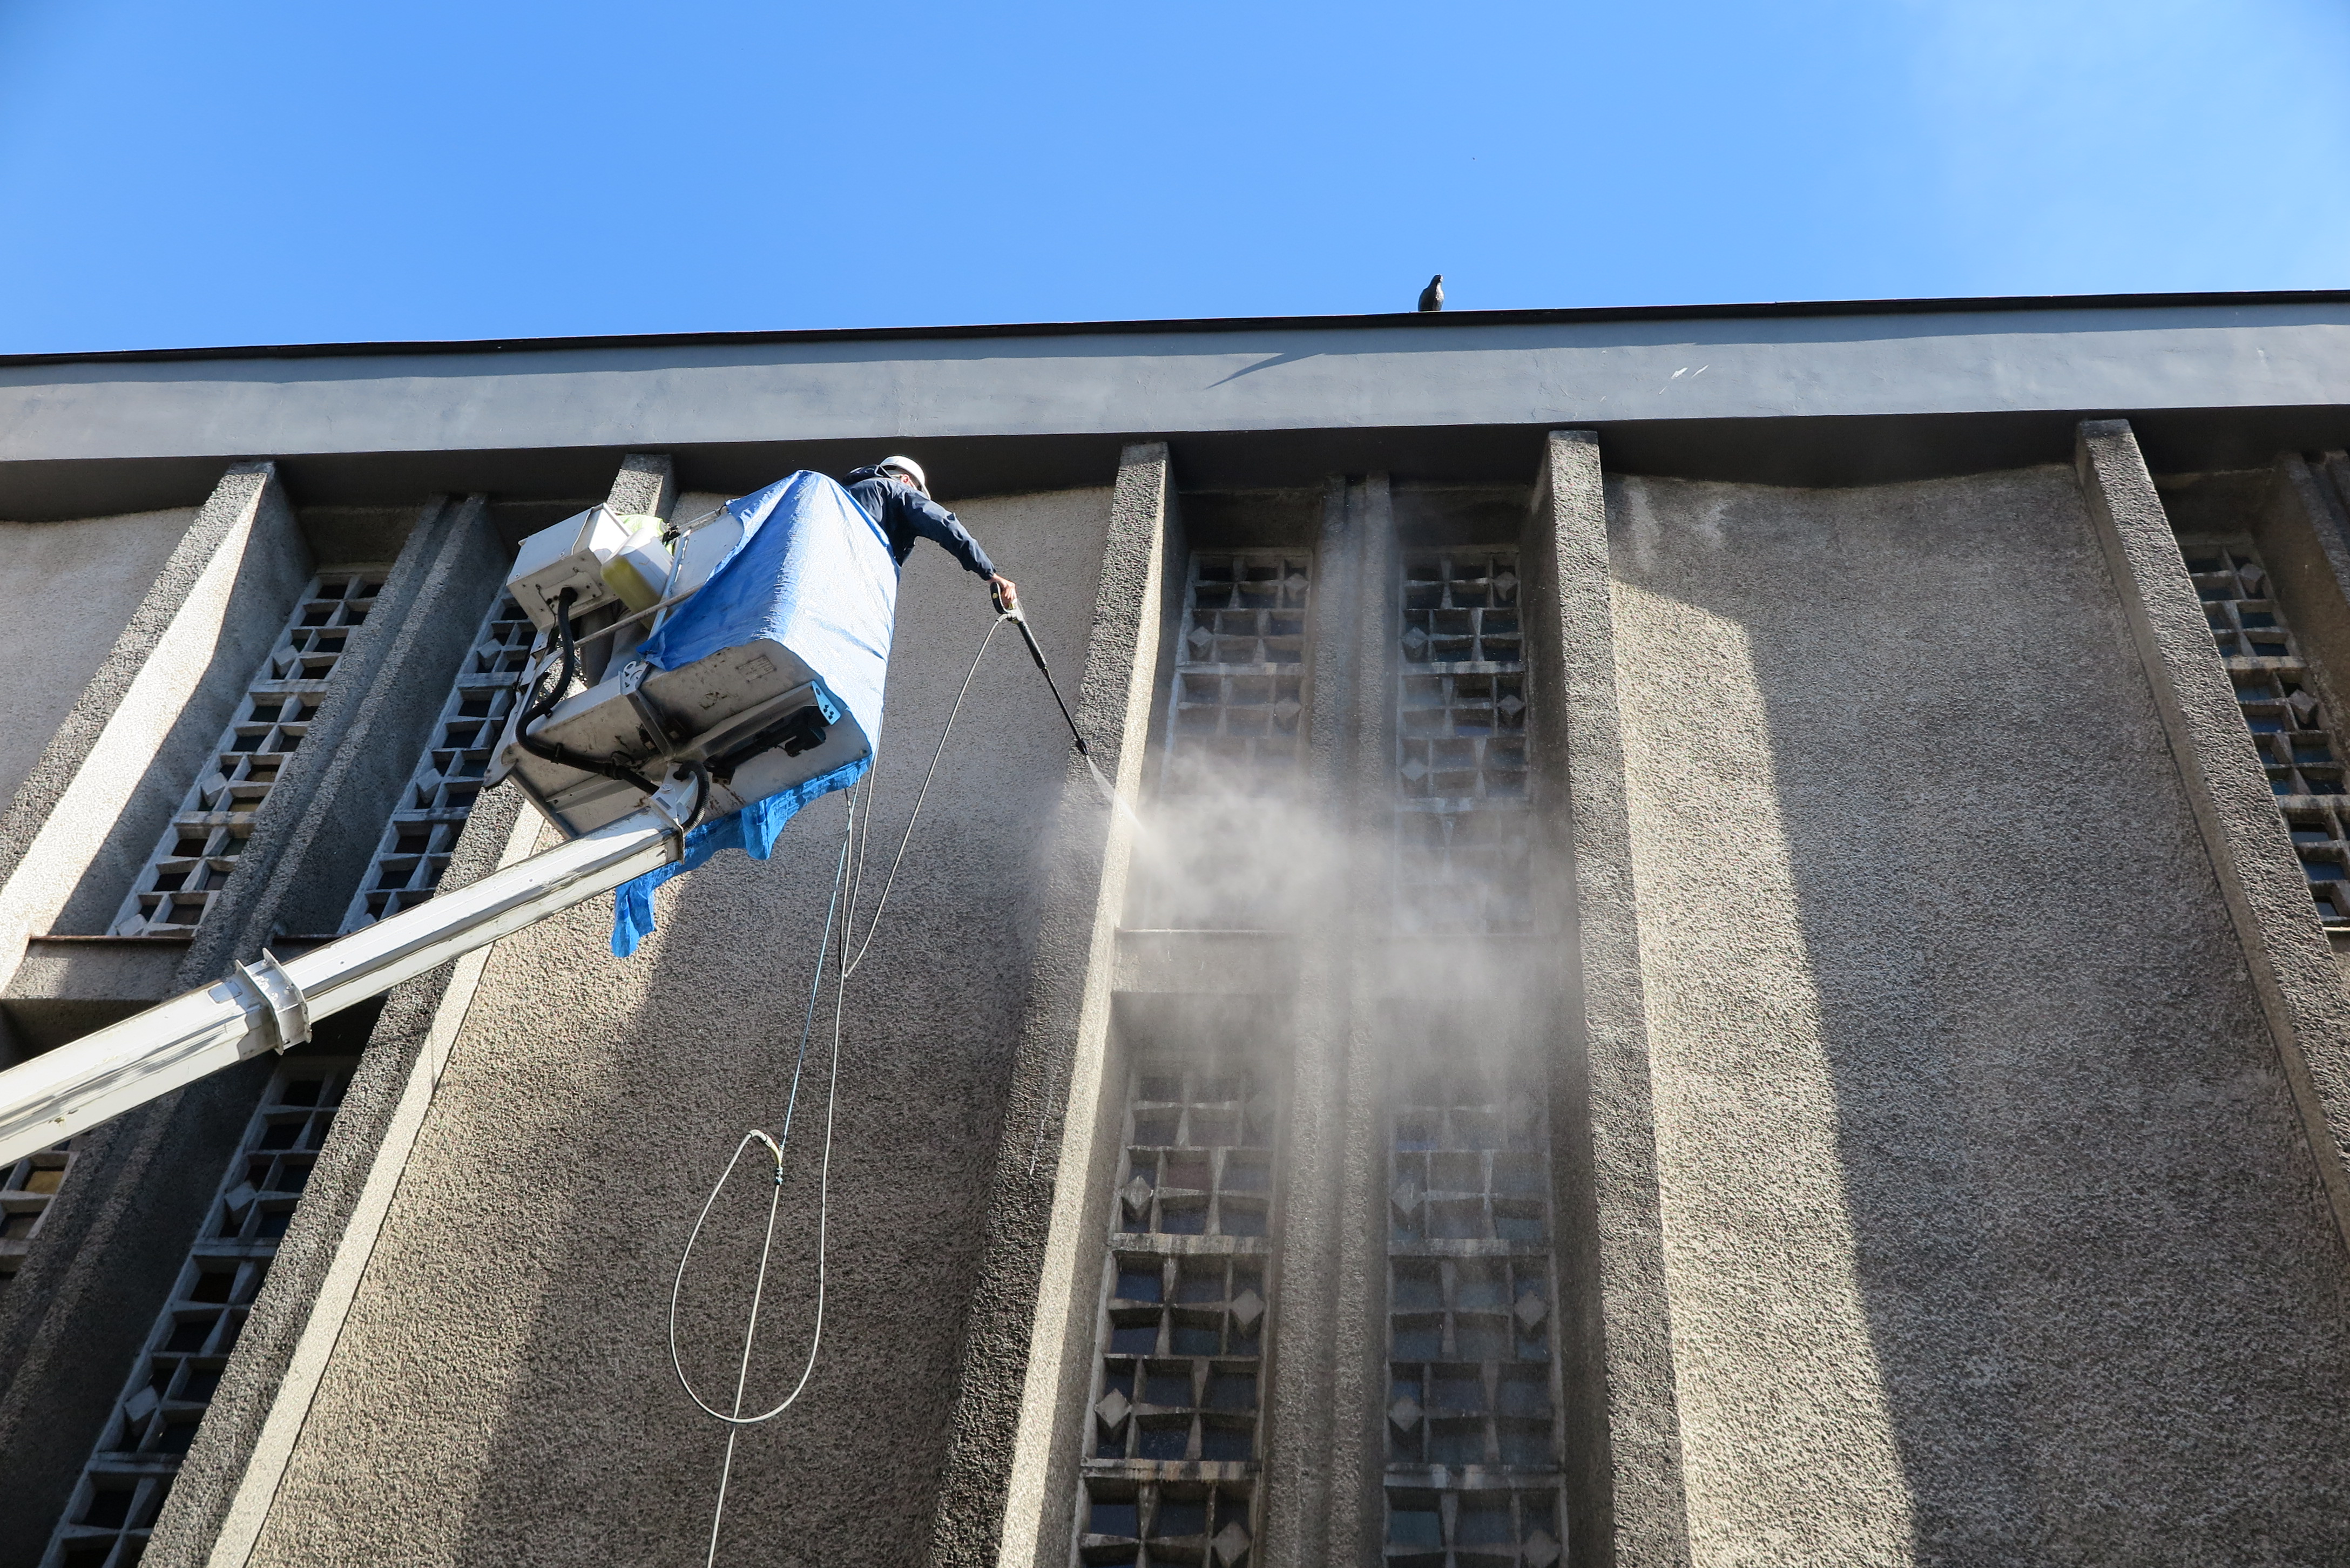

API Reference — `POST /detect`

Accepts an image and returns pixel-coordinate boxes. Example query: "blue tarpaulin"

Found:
[608,472,897,956]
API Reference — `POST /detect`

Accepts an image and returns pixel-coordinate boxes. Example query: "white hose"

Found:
[671,613,1014,1565]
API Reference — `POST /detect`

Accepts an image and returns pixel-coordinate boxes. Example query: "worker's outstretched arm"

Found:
[897,491,997,579]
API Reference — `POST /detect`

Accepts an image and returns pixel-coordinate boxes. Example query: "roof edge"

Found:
[8,288,2350,369]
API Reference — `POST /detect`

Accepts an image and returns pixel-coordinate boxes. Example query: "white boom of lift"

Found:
[0,482,883,1168]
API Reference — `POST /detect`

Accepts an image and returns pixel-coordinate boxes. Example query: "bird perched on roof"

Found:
[1417,274,1444,312]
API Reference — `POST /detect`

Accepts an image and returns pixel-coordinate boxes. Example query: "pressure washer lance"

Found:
[993,579,1090,756]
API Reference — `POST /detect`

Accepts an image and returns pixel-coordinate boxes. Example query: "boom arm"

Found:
[0,778,697,1168]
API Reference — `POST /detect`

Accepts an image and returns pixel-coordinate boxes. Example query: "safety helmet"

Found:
[876,455,929,496]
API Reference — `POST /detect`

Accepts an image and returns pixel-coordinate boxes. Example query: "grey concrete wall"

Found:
[171,495,463,985]
[147,785,535,1568]
[1528,432,1696,1568]
[231,485,1117,1568]
[202,495,506,948]
[0,466,306,1009]
[0,508,192,809]
[42,471,314,937]
[1605,460,2350,1564]
[931,449,1180,1568]
[0,465,322,1560]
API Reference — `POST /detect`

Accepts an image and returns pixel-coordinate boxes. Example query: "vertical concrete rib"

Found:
[1256,476,1373,1566]
[1525,431,1694,1568]
[1327,475,1400,1568]
[0,463,306,1008]
[170,495,462,987]
[2247,454,2350,725]
[141,788,538,1568]
[929,444,1179,1568]
[199,495,508,955]
[2077,420,2350,1253]
[606,451,678,521]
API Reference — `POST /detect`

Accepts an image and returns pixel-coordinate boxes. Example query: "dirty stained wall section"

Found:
[1608,466,2350,1564]
[238,489,1115,1568]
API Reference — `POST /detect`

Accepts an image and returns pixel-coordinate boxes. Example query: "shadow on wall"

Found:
[1605,466,2350,1565]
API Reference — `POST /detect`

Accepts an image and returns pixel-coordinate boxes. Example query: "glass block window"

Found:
[1075,1053,1278,1568]
[2182,542,2350,927]
[111,572,386,937]
[341,591,536,930]
[1385,1038,1564,1568]
[0,1141,74,1290]
[1163,552,1313,798]
[42,1062,350,1568]
[1396,552,1532,933]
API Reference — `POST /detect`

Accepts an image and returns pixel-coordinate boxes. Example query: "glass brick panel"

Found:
[1076,1047,1278,1568]
[1163,552,1314,799]
[111,572,386,936]
[1142,551,1318,931]
[42,1063,350,1568]
[1385,1012,1563,1568]
[341,591,535,930]
[0,1141,75,1290]
[2180,539,2350,927]
[1396,551,1531,934]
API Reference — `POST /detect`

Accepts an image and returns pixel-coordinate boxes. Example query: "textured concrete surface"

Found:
[934,450,1177,1568]
[2080,424,2350,1252]
[1608,462,2350,1565]
[1260,475,1391,1568]
[173,496,462,988]
[0,466,295,1008]
[42,468,314,938]
[215,495,505,945]
[0,508,191,808]
[237,485,1114,1568]
[146,786,534,1568]
[1530,431,1696,1568]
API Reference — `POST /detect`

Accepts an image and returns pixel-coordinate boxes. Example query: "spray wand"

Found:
[993,580,1089,756]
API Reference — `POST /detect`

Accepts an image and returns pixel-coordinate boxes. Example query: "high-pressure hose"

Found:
[992,580,1089,756]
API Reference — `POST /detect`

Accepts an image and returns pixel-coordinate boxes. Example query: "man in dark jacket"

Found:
[844,456,1017,610]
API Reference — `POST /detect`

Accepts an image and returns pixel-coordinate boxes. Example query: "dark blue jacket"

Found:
[844,468,996,579]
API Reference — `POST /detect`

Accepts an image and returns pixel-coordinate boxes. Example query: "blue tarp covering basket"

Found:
[609,472,896,956]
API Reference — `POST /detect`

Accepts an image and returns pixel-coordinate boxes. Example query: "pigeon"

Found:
[1417,274,1444,312]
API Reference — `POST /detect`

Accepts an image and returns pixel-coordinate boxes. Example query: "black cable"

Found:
[518,587,660,797]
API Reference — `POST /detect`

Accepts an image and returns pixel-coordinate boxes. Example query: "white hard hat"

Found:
[876,455,929,496]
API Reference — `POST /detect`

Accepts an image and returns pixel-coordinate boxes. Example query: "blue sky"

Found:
[2,0,2345,352]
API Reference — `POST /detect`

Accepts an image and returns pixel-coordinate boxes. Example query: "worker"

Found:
[844,456,1019,611]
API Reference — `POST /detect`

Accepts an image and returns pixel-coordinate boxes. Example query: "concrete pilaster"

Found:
[929,443,1181,1568]
[143,785,537,1568]
[172,494,465,985]
[0,463,310,1008]
[201,494,507,950]
[2321,451,2350,530]
[0,464,317,1568]
[1258,475,1382,1567]
[2078,419,2350,1255]
[606,451,677,522]
[1326,475,1403,1568]
[1526,430,1695,1568]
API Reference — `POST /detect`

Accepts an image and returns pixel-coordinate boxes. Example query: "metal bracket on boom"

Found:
[233,949,311,1054]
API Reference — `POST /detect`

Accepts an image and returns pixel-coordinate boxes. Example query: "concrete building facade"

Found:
[1,294,2348,1565]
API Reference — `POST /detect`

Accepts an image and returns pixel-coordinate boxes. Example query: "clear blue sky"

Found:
[3,0,2346,353]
